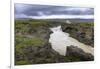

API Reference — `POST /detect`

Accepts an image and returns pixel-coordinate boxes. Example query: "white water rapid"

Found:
[49,25,94,56]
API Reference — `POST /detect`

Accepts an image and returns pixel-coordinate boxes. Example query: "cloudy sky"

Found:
[15,3,94,19]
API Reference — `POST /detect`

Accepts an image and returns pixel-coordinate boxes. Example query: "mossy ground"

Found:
[15,19,94,65]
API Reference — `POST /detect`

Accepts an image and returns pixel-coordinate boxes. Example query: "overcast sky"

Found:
[15,3,94,19]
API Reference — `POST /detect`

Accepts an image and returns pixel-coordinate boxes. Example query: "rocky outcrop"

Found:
[67,46,94,61]
[15,43,94,65]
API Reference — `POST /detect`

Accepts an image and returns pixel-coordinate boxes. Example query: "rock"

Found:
[67,46,94,61]
[61,23,94,47]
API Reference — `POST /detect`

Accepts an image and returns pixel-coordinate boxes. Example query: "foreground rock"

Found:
[15,43,94,65]
[67,46,94,61]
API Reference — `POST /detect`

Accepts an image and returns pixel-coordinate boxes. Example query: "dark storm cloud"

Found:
[15,3,94,19]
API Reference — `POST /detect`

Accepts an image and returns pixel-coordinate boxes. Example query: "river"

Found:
[49,25,94,56]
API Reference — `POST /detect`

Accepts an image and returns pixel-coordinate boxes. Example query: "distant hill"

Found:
[15,18,94,23]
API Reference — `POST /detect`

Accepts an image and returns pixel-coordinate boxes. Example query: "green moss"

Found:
[15,34,46,56]
[15,20,51,34]
[15,35,46,64]
[21,38,45,46]
[16,35,45,47]
[78,23,94,27]
[15,23,30,34]
[30,22,47,26]
[16,60,29,65]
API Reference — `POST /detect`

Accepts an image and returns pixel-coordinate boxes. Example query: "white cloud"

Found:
[55,7,92,13]
[28,15,94,19]
[65,8,90,11]
[15,11,94,19]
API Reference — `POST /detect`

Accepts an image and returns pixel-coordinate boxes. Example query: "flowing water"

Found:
[49,25,94,56]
